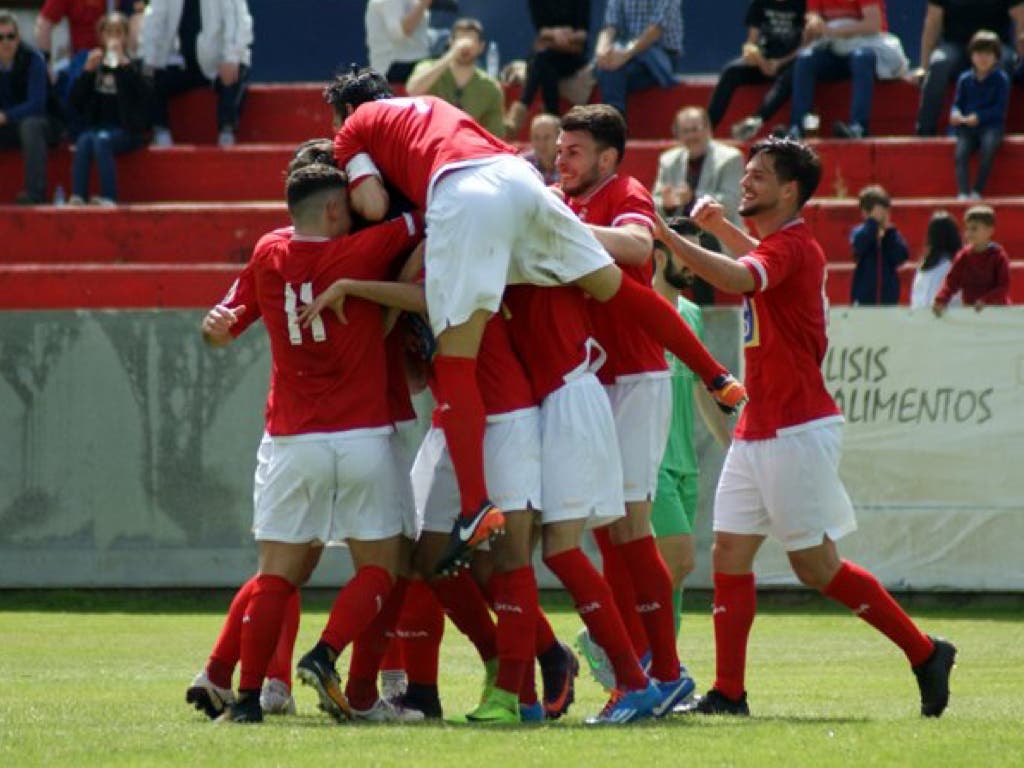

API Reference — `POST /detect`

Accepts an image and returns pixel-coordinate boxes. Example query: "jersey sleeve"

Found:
[333,110,370,169]
[738,232,798,293]
[221,259,262,338]
[611,181,657,231]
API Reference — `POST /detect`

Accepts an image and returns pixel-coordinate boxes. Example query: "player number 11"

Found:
[284,282,326,345]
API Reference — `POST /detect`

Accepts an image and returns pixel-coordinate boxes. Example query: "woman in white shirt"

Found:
[910,210,962,309]
[365,0,433,82]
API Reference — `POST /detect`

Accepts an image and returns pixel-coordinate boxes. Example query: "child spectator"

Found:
[521,112,560,184]
[950,30,1010,200]
[910,210,962,309]
[933,205,1011,316]
[68,12,151,206]
[850,184,909,305]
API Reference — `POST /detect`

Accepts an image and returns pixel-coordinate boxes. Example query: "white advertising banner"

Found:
[753,307,1024,590]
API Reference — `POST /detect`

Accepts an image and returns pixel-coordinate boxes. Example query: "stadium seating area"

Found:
[2,77,1023,309]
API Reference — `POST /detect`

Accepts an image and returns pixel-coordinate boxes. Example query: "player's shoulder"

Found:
[254,228,292,256]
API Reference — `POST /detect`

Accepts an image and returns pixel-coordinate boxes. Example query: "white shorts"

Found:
[411,408,542,534]
[714,421,858,551]
[392,420,422,539]
[252,429,404,545]
[605,374,672,503]
[540,373,625,526]
[424,155,614,335]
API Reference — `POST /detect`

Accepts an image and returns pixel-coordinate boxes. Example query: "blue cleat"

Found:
[585,680,660,725]
[519,701,544,722]
[651,669,696,717]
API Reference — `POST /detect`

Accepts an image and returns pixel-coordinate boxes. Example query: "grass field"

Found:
[1,590,1022,768]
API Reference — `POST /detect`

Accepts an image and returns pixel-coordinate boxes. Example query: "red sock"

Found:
[265,588,300,687]
[595,528,650,658]
[346,578,410,710]
[534,609,557,658]
[544,548,647,692]
[823,560,934,666]
[320,565,393,654]
[239,574,296,691]
[398,580,445,685]
[433,355,489,515]
[430,569,498,662]
[619,536,680,681]
[712,571,756,700]
[380,637,403,672]
[489,567,539,696]
[520,654,539,706]
[605,276,726,386]
[206,575,258,688]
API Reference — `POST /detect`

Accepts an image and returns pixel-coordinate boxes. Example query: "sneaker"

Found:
[519,700,545,722]
[585,681,660,725]
[215,692,263,724]
[709,373,747,415]
[833,121,865,139]
[150,127,173,148]
[684,688,750,716]
[260,678,296,715]
[651,670,697,717]
[393,684,443,720]
[479,657,499,707]
[913,636,956,718]
[466,687,521,724]
[296,644,352,721]
[540,641,580,719]
[575,628,616,691]
[218,129,236,148]
[352,696,427,722]
[433,500,506,576]
[185,670,235,720]
[968,191,981,201]
[380,669,408,701]
[731,116,763,142]
[67,194,86,206]
[89,196,116,207]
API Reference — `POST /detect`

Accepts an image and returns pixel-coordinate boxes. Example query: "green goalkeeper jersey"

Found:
[660,296,703,476]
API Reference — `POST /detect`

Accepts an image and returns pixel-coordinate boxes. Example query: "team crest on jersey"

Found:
[742,296,760,348]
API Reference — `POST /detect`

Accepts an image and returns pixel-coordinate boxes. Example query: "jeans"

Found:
[520,48,587,114]
[594,44,677,116]
[707,57,795,128]
[152,60,249,131]
[954,126,1003,195]
[917,42,1017,136]
[0,115,58,202]
[790,44,876,133]
[72,127,145,200]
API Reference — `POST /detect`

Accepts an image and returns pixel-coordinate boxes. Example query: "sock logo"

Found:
[396,629,430,639]
[493,602,524,614]
[636,602,661,614]
[577,601,601,615]
[854,603,870,616]
[242,614,252,623]
[712,604,726,616]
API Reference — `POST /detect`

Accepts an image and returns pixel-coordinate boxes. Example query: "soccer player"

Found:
[323,67,747,576]
[197,163,425,723]
[656,137,957,718]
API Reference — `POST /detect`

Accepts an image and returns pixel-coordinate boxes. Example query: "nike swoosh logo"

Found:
[458,505,491,542]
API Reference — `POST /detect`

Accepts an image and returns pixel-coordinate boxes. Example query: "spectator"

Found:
[788,0,908,139]
[140,0,253,148]
[0,10,62,204]
[933,205,1011,315]
[912,1,1024,137]
[504,0,589,136]
[67,12,151,206]
[593,0,683,118]
[406,17,504,137]
[849,184,909,305]
[950,30,1010,200]
[910,209,962,309]
[365,0,432,83]
[521,111,560,184]
[653,106,743,225]
[707,0,806,141]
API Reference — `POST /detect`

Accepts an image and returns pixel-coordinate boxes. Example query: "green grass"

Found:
[1,590,1021,768]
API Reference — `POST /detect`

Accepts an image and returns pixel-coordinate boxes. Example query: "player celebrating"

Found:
[656,137,956,718]
[323,67,747,575]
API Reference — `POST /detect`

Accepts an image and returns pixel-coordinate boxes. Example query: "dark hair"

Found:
[666,216,701,238]
[286,163,347,212]
[96,11,129,39]
[748,137,821,209]
[288,138,335,175]
[0,10,18,32]
[323,66,393,120]
[561,104,627,161]
[452,17,484,39]
[965,204,995,228]
[968,29,1002,59]
[858,184,890,212]
[920,210,962,271]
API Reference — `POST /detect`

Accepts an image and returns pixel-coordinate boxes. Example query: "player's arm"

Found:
[334,120,391,221]
[689,195,760,256]
[298,279,425,326]
[201,304,247,347]
[694,382,733,448]
[656,213,755,294]
[588,221,653,267]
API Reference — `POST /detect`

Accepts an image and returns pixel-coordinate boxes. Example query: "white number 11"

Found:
[284,282,326,345]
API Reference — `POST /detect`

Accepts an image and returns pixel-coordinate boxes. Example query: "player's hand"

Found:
[202,304,245,337]
[691,194,726,230]
[299,279,351,326]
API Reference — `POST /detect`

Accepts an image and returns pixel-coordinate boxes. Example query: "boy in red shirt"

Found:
[933,204,1011,315]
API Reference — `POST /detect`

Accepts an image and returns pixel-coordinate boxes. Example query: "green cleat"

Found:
[478,657,499,707]
[466,687,521,724]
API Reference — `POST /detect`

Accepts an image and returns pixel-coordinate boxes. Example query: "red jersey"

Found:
[736,219,843,439]
[934,243,1011,306]
[41,0,105,51]
[223,215,422,436]
[385,324,417,424]
[567,173,667,383]
[504,285,596,402]
[333,96,515,210]
[808,0,888,31]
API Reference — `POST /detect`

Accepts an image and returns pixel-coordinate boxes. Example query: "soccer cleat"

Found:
[434,501,506,576]
[540,641,580,719]
[380,669,408,702]
[393,684,444,720]
[478,657,499,707]
[651,670,697,718]
[352,697,427,723]
[519,701,545,722]
[215,692,263,724]
[708,373,747,415]
[585,681,660,725]
[260,678,296,715]
[684,688,750,716]
[575,628,616,692]
[832,121,865,139]
[731,115,763,142]
[296,645,353,721]
[466,687,521,724]
[913,635,957,717]
[185,669,235,720]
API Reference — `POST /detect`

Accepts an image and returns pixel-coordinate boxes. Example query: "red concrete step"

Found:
[0,203,286,263]
[825,261,1024,306]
